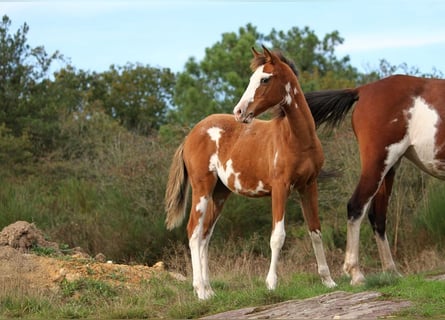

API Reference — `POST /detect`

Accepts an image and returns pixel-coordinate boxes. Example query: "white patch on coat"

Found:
[284,82,292,106]
[207,127,223,149]
[382,96,442,182]
[293,87,298,95]
[273,151,279,169]
[209,155,242,192]
[195,196,209,214]
[384,135,410,170]
[233,65,273,115]
[253,180,269,195]
[407,97,440,170]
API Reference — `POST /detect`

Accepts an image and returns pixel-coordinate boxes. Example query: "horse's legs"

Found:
[187,175,218,300]
[344,152,404,285]
[200,182,231,294]
[368,166,399,274]
[266,185,288,290]
[300,181,336,288]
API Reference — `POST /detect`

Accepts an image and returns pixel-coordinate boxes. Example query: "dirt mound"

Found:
[0,221,59,253]
[0,221,185,293]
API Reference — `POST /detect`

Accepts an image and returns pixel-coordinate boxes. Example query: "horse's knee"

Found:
[347,198,364,221]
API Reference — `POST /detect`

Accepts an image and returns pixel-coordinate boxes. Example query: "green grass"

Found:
[0,261,444,319]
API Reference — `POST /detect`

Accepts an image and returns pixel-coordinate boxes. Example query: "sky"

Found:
[3,1,445,75]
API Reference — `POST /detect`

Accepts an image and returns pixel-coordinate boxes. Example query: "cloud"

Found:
[337,32,445,53]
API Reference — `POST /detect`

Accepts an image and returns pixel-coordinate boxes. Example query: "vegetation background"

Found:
[1,13,444,290]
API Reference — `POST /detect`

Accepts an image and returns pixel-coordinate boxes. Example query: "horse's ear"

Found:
[262,45,275,64]
[251,46,261,57]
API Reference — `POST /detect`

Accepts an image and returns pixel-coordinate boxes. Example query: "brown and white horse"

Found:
[165,46,336,300]
[305,74,445,285]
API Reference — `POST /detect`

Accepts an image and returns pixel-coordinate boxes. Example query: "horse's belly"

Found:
[406,145,445,179]
[210,155,271,196]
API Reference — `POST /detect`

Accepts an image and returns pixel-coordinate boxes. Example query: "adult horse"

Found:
[304,74,445,286]
[165,46,336,300]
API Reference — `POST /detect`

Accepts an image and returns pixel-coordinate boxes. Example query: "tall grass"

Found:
[1,110,444,275]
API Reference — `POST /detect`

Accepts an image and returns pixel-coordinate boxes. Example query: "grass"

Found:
[1,254,444,319]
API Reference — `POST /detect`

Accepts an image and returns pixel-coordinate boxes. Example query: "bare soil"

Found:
[0,221,439,319]
[0,221,185,294]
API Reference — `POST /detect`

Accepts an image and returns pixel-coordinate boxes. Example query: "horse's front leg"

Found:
[300,181,336,288]
[266,185,288,290]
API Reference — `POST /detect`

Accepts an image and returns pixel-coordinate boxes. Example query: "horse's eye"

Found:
[261,77,270,84]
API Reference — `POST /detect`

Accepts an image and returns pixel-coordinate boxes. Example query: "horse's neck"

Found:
[282,82,319,146]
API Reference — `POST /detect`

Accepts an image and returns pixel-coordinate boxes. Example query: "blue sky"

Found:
[3,1,445,75]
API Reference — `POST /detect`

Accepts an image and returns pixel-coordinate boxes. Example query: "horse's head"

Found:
[233,46,296,123]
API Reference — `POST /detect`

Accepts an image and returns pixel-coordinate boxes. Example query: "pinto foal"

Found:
[165,46,335,299]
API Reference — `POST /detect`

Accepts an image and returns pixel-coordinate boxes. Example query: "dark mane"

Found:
[250,50,299,77]
[250,50,300,119]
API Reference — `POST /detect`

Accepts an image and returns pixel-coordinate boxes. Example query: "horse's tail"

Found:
[305,89,359,128]
[165,141,190,230]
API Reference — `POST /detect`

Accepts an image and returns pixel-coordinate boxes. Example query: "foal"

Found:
[165,46,335,300]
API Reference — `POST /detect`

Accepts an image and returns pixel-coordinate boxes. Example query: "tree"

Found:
[170,24,360,126]
[0,15,64,156]
[100,63,175,135]
[172,24,263,126]
[266,26,359,91]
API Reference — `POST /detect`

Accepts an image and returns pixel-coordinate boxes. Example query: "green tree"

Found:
[100,63,175,135]
[0,15,64,155]
[170,24,360,127]
[172,24,263,126]
[266,26,359,91]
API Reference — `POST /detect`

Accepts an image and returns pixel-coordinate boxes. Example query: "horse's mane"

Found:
[250,50,300,119]
[250,51,299,77]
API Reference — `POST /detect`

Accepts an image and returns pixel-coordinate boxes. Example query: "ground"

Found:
[0,221,185,293]
[0,221,432,319]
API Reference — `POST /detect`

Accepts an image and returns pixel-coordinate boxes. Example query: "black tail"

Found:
[305,89,359,128]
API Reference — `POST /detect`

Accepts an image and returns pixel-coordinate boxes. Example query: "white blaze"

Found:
[233,65,273,114]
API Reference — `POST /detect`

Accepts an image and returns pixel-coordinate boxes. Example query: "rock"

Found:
[95,253,106,262]
[202,291,412,319]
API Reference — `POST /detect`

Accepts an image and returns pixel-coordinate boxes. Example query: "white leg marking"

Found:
[266,219,285,290]
[189,196,214,300]
[309,230,336,288]
[344,201,368,285]
[375,233,399,274]
[200,218,220,298]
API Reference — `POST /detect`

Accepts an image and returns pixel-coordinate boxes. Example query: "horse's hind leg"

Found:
[345,152,404,285]
[300,181,336,288]
[200,182,231,295]
[187,174,218,300]
[187,178,230,300]
[368,166,400,275]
